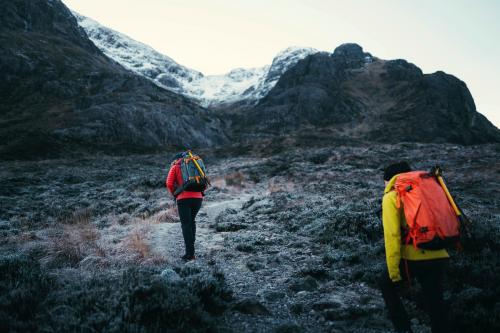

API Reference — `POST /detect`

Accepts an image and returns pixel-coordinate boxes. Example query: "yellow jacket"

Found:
[382,174,449,282]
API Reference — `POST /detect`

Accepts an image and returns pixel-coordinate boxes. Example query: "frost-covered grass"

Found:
[0,143,499,332]
[0,254,230,333]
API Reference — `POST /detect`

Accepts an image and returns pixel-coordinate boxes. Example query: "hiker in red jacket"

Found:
[166,153,203,261]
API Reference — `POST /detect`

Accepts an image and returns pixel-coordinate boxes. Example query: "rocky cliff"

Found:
[235,43,500,144]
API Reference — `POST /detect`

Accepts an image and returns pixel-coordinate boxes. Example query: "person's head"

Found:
[383,161,412,185]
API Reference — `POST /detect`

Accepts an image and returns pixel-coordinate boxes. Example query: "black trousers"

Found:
[177,198,202,257]
[379,258,449,333]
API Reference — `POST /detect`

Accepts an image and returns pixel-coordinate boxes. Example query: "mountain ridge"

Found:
[74,13,318,108]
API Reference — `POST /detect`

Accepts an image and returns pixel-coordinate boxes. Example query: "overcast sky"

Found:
[62,0,499,126]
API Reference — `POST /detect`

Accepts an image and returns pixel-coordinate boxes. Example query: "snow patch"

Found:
[74,12,318,107]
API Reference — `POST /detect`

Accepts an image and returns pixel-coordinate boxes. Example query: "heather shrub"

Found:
[0,255,230,333]
[0,255,53,333]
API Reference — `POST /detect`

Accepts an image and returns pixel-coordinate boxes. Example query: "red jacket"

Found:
[166,159,203,200]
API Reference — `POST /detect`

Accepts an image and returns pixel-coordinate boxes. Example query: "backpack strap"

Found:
[171,158,182,167]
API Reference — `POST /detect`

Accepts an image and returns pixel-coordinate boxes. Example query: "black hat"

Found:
[383,161,412,181]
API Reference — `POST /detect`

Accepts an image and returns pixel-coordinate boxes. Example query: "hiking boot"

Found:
[181,254,195,262]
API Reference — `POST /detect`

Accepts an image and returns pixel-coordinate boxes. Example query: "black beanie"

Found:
[383,161,412,181]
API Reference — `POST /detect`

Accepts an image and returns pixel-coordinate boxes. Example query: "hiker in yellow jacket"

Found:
[379,162,449,333]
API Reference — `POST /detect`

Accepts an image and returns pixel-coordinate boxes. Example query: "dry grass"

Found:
[122,224,168,264]
[17,231,39,242]
[44,209,105,267]
[145,253,168,266]
[225,171,245,187]
[267,178,295,194]
[148,204,178,224]
[46,226,106,266]
[50,232,85,266]
[128,229,151,260]
[59,208,92,225]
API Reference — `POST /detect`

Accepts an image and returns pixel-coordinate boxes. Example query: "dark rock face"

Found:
[331,43,372,69]
[0,0,96,49]
[0,0,227,159]
[234,43,499,144]
[237,53,361,132]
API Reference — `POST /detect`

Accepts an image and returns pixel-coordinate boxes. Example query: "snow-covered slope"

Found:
[75,13,318,107]
[74,13,203,92]
[186,66,269,107]
[250,47,319,102]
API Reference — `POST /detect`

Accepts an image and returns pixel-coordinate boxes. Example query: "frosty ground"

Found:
[1,143,499,332]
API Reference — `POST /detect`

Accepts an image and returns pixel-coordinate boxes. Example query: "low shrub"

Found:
[0,254,230,333]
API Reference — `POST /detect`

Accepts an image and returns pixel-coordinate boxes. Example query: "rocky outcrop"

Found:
[234,43,500,144]
[0,0,227,159]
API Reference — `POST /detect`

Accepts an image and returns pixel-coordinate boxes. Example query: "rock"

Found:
[274,323,302,333]
[321,309,350,321]
[331,43,371,68]
[160,268,182,283]
[262,290,286,302]
[233,298,269,315]
[312,300,342,311]
[384,59,422,81]
[289,276,319,292]
[299,265,328,280]
[289,303,304,314]
[246,258,265,271]
[226,208,238,215]
[215,222,247,232]
[241,197,257,210]
[236,243,255,253]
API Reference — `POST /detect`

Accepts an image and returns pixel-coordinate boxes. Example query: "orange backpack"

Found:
[394,171,460,250]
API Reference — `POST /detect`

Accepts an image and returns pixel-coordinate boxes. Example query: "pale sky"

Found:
[62,0,500,127]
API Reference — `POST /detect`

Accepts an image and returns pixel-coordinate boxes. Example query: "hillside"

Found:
[0,0,227,159]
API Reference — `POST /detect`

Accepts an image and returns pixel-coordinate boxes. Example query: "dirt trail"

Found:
[146,176,386,332]
[148,187,258,264]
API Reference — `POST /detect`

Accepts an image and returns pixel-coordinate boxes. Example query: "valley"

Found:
[1,143,499,332]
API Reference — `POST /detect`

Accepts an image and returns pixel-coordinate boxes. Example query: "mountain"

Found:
[0,0,227,159]
[73,13,204,95]
[2,1,497,157]
[74,14,317,108]
[235,43,500,144]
